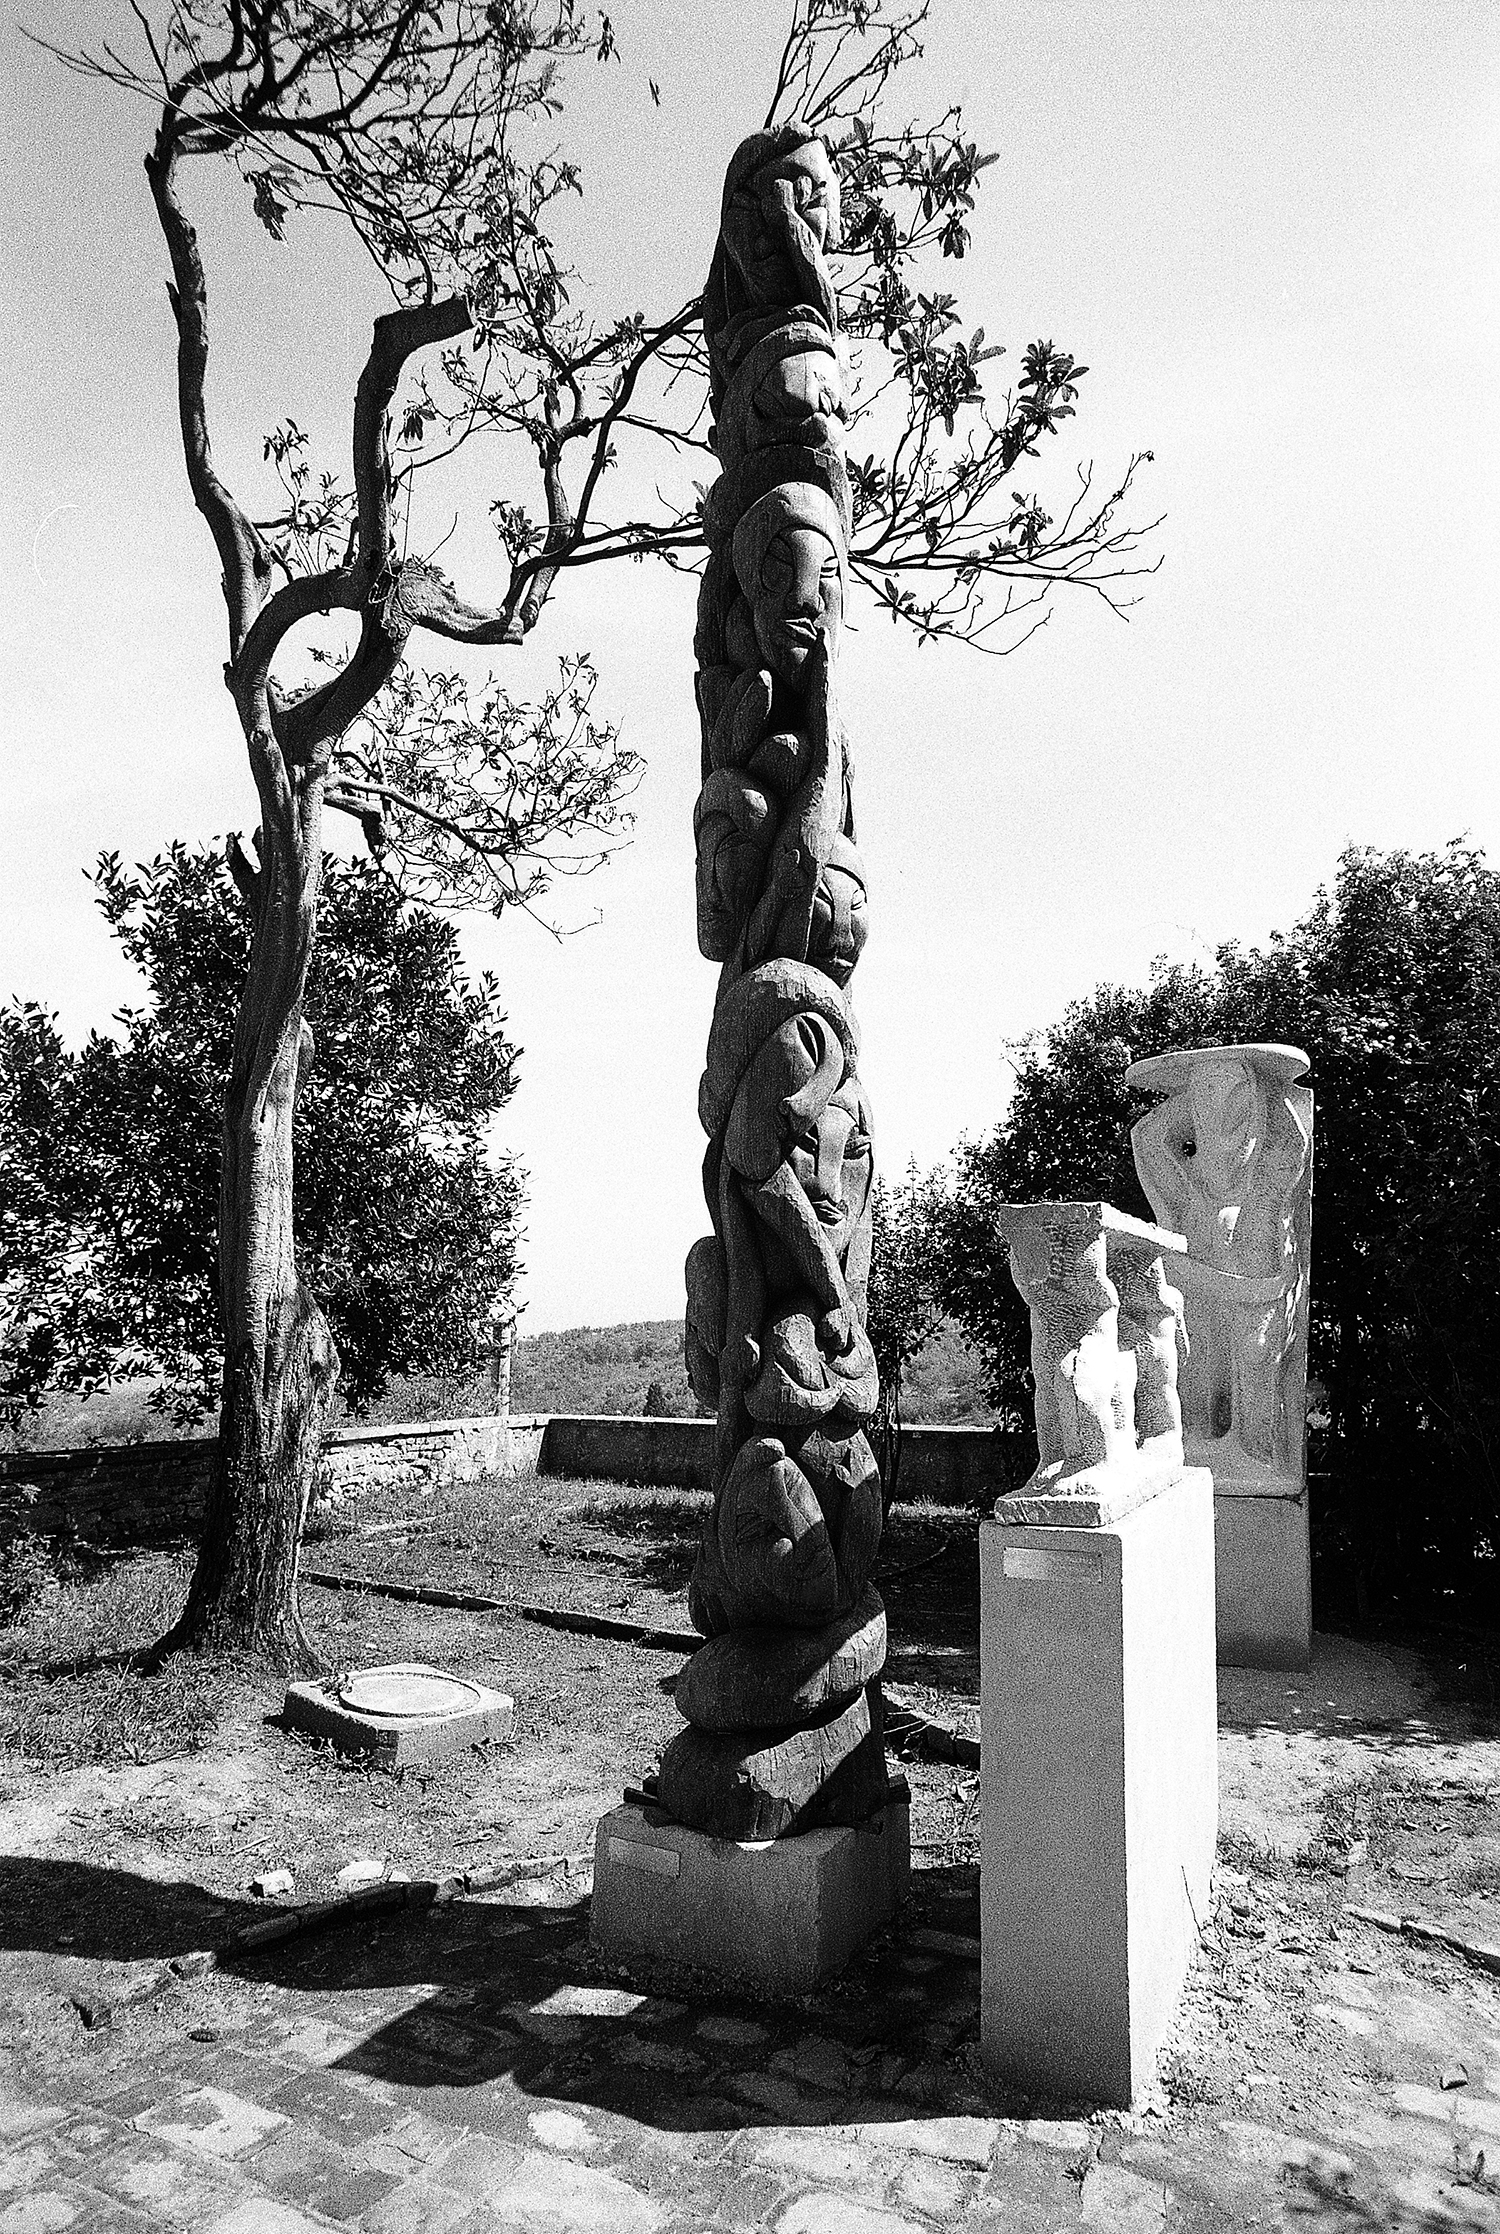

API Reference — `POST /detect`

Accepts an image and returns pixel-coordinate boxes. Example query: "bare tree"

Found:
[46,0,1158,1668]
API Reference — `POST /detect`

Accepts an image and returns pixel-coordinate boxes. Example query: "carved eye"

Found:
[844,1131,871,1159]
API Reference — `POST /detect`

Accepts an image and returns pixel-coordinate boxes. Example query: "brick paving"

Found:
[1,1878,1497,2231]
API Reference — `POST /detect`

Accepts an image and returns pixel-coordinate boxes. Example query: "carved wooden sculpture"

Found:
[666,127,890,1842]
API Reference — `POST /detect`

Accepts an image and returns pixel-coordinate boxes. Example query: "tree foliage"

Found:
[927,841,1500,1617]
[864,1161,948,1498]
[0,844,523,1426]
[50,0,1158,726]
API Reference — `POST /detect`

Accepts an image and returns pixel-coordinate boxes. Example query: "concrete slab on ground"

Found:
[282,1663,515,1766]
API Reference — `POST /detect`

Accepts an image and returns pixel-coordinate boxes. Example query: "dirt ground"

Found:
[1,1471,1498,2227]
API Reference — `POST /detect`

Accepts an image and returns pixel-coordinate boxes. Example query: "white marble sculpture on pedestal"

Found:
[996,1200,1191,1523]
[981,1199,1217,2105]
[1126,1043,1315,1668]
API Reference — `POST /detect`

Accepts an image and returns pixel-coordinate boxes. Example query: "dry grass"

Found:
[0,1553,234,1770]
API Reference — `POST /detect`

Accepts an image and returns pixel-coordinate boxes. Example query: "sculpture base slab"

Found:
[979,1468,1217,2108]
[589,1791,910,1998]
[1212,1478,1312,1671]
[283,1663,515,1767]
[995,1449,1186,1530]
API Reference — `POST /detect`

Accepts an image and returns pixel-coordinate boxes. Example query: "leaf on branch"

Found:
[490,499,541,561]
[248,170,291,243]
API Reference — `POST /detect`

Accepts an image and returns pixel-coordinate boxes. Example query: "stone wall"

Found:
[320,1416,549,1504]
[0,1417,545,1551]
[540,1415,714,1491]
[536,1415,1021,1505]
[0,1437,215,1549]
[0,1413,1016,1549]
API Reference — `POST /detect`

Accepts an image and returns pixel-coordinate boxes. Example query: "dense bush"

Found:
[1,844,524,1426]
[931,842,1500,1623]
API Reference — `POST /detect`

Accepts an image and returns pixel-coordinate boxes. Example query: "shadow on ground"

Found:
[0,1854,995,2132]
[0,1856,256,1963]
[1218,1632,1500,1749]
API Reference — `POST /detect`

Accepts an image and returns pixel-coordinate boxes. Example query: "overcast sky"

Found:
[4,2,1498,1332]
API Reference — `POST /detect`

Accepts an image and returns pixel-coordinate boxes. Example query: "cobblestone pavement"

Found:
[2,1870,1498,2234]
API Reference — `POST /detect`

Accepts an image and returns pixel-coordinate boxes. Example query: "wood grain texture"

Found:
[670,127,888,1836]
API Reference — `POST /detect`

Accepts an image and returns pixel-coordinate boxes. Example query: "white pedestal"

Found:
[1212,1478,1312,1671]
[590,1791,909,1997]
[980,1468,1217,2108]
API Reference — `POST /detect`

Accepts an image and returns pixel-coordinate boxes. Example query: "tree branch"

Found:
[143,122,270,662]
[353,295,473,579]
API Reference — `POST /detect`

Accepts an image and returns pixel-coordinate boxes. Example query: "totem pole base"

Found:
[1211,1471,1313,1671]
[589,1785,910,1998]
[979,1467,1217,2108]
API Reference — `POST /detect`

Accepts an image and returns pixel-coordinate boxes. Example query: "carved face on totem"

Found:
[755,348,843,443]
[752,525,842,686]
[786,1074,872,1262]
[722,139,840,308]
[808,835,867,987]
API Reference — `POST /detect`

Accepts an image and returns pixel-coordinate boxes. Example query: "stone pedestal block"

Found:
[979,1468,1217,2108]
[589,1789,909,1997]
[282,1662,514,1767]
[1212,1479,1312,1670]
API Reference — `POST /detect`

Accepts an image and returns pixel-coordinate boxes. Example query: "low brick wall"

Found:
[0,1437,214,1548]
[538,1415,713,1490]
[320,1416,548,1503]
[0,1416,547,1549]
[0,1411,1016,1548]
[536,1414,1020,1507]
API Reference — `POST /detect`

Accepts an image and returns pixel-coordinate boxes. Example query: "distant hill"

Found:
[514,1320,698,1418]
[359,1315,997,1426]
[5,1317,997,1448]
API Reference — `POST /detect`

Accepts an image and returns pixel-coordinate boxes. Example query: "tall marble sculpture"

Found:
[1126,1043,1315,1668]
[659,124,890,1843]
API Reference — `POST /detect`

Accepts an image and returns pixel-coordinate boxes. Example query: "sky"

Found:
[3,2,1499,1333]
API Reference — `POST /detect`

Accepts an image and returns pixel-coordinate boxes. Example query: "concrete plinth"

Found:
[589,1789,910,1997]
[1212,1478,1312,1671]
[283,1662,514,1767]
[980,1468,1217,2108]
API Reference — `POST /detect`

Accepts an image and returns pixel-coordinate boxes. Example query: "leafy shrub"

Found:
[0,1532,63,1628]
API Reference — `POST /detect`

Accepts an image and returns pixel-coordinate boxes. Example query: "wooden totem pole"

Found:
[666,127,890,1840]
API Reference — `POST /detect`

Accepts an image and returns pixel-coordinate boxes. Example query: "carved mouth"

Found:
[779,619,818,647]
[813,1200,844,1226]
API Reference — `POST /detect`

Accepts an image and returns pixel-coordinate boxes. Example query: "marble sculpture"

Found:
[1127,1044,1314,1488]
[664,125,890,1841]
[997,1201,1192,1519]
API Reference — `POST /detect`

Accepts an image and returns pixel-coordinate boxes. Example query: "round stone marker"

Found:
[335,1664,484,1721]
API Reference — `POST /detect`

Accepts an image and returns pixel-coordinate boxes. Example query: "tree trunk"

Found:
[159,767,338,1672]
[876,1371,904,1520]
